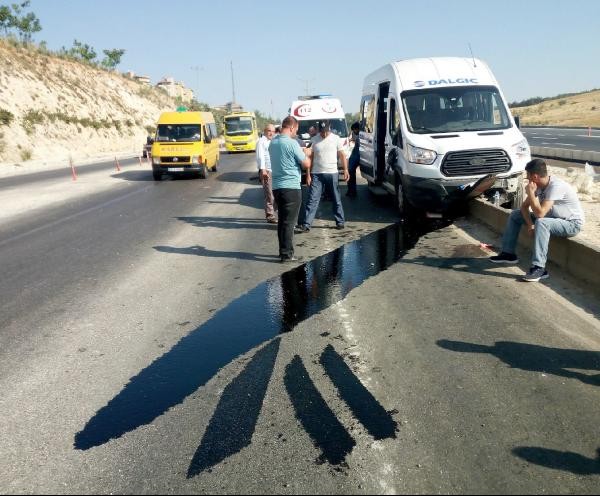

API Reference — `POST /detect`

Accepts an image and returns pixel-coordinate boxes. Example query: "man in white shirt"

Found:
[296,120,349,232]
[256,124,277,223]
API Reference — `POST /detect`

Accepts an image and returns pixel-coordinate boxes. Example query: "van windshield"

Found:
[156,124,201,142]
[402,85,511,134]
[297,119,348,138]
[225,117,254,136]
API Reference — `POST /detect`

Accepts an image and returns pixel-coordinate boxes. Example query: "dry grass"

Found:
[512,90,600,127]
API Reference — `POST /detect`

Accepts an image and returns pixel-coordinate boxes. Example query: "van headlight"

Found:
[512,139,530,159]
[407,144,437,165]
[192,155,199,163]
[152,156,161,165]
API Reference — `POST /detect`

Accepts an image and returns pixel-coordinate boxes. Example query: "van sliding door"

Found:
[375,82,390,183]
[359,94,375,180]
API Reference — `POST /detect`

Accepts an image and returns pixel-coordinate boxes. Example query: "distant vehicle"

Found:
[358,57,530,216]
[150,111,220,181]
[289,95,351,157]
[224,111,258,152]
[142,136,153,158]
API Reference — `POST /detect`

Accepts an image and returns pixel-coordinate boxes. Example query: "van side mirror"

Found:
[514,115,521,128]
[204,136,212,144]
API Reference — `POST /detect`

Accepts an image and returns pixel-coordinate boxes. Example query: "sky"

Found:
[26,0,600,119]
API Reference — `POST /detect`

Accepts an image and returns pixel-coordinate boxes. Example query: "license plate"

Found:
[168,167,184,172]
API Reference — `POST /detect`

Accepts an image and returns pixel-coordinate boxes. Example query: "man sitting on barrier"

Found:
[490,158,584,282]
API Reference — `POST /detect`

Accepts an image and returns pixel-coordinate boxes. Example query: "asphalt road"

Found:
[522,127,600,152]
[1,153,599,494]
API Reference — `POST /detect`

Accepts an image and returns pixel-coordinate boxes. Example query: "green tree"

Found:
[101,48,125,69]
[14,10,40,42]
[0,5,12,35]
[69,39,96,63]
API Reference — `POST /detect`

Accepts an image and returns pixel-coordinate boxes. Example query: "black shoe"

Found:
[489,252,519,264]
[280,256,303,263]
[523,266,549,282]
[294,225,310,234]
[335,223,345,230]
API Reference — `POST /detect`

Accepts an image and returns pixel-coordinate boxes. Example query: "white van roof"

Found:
[289,97,346,120]
[364,57,499,94]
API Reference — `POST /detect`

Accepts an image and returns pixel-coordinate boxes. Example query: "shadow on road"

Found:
[438,339,600,386]
[513,446,600,475]
[154,244,281,263]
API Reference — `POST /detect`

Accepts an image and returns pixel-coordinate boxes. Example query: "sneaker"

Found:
[335,223,345,230]
[523,266,549,282]
[489,252,519,264]
[280,255,303,263]
[294,225,310,234]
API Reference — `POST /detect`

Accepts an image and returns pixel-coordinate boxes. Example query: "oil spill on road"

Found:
[75,221,444,451]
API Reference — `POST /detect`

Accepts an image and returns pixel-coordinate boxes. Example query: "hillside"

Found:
[0,39,178,165]
[511,89,600,127]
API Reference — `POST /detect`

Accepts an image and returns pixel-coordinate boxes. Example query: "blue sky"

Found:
[29,0,600,118]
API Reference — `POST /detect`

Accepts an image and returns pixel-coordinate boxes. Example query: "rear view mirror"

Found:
[204,136,212,144]
[301,133,310,140]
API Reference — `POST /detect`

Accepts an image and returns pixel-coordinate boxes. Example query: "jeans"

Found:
[501,209,582,267]
[302,173,345,227]
[273,188,302,259]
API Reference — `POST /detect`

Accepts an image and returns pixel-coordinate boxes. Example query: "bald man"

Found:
[256,124,277,223]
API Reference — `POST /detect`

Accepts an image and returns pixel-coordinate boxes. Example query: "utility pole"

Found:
[297,77,315,97]
[190,65,203,102]
[230,60,237,105]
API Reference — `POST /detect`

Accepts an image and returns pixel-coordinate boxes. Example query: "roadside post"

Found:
[70,156,77,181]
[115,156,121,172]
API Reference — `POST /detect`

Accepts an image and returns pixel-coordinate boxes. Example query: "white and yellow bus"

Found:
[224,111,258,152]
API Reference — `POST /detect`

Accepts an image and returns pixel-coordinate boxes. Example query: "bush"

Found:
[0,108,14,126]
[558,100,567,106]
[22,109,45,134]
[20,148,32,161]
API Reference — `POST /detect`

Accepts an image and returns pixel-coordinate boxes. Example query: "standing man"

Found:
[269,116,311,262]
[490,158,584,281]
[346,121,360,198]
[296,120,349,232]
[256,124,277,223]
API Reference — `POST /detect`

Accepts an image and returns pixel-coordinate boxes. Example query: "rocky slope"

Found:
[0,39,177,165]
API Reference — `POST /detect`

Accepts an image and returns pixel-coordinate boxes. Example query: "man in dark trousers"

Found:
[269,116,311,262]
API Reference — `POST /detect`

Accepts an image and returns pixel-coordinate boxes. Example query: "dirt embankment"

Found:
[0,40,177,166]
[512,89,600,127]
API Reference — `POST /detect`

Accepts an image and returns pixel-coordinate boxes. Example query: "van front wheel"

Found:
[152,169,162,181]
[199,162,209,179]
[395,172,413,220]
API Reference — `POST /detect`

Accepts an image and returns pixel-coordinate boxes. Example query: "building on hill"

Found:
[156,77,194,102]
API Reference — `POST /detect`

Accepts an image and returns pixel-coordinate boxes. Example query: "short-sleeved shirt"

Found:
[269,134,306,190]
[310,133,343,174]
[536,176,584,223]
[256,135,271,171]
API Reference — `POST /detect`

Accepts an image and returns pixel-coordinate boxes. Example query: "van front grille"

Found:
[441,148,511,177]
[161,156,191,163]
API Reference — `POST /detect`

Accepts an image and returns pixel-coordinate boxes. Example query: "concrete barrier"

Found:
[469,198,600,288]
[531,146,600,165]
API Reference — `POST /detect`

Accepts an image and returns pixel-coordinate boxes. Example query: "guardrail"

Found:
[531,146,600,165]
[469,199,600,289]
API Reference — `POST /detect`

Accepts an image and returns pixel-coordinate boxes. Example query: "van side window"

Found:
[360,95,375,133]
[209,123,218,138]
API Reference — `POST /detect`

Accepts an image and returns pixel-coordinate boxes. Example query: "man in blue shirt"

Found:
[269,116,311,262]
